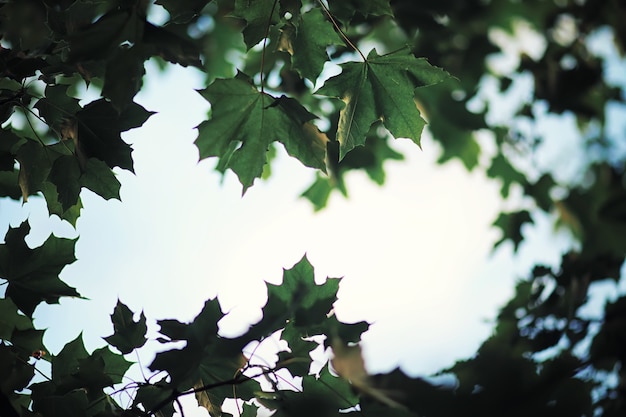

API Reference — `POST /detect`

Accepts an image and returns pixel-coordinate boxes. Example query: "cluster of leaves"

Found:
[1,0,626,416]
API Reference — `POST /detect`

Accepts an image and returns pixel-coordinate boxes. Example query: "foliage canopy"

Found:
[1,0,626,416]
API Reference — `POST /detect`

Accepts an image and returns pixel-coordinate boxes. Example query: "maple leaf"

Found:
[233,0,280,49]
[278,8,344,82]
[492,210,533,251]
[0,222,79,317]
[195,76,327,191]
[329,0,393,23]
[265,255,340,328]
[75,99,154,172]
[104,300,148,354]
[317,47,449,159]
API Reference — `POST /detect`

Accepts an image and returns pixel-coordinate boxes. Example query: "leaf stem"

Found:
[317,0,366,61]
[260,0,280,93]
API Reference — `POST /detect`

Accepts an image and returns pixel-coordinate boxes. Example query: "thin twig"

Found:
[317,0,366,61]
[175,398,186,417]
[143,367,278,417]
[136,351,149,383]
[260,0,280,93]
[20,106,49,150]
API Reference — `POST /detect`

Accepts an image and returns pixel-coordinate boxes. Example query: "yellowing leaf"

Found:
[331,340,406,409]
[317,47,449,159]
[194,379,221,417]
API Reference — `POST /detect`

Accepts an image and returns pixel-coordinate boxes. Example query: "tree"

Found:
[0,0,625,416]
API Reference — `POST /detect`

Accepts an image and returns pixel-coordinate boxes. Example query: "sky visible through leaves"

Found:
[1,60,572,373]
[2,24,625,416]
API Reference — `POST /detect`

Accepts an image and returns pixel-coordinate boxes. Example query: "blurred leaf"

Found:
[328,0,393,24]
[155,0,212,23]
[492,210,533,251]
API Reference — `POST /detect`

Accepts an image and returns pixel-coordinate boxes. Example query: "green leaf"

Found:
[32,388,89,417]
[104,299,148,354]
[0,222,79,317]
[66,10,140,62]
[279,9,344,81]
[524,174,555,212]
[150,298,225,385]
[195,77,327,191]
[34,85,81,134]
[134,377,176,417]
[317,365,360,408]
[195,356,260,415]
[102,47,146,111]
[492,210,533,251]
[0,344,36,392]
[413,80,484,170]
[53,334,89,383]
[0,298,32,341]
[328,0,393,24]
[157,298,223,345]
[143,22,203,67]
[277,323,317,376]
[91,346,133,385]
[48,155,82,212]
[155,0,212,23]
[10,328,45,359]
[41,181,83,227]
[16,140,51,201]
[202,17,247,82]
[301,173,333,211]
[259,374,346,417]
[487,152,527,198]
[52,335,132,397]
[233,0,280,49]
[317,47,449,159]
[265,255,340,327]
[80,157,121,200]
[75,99,153,172]
[318,315,369,348]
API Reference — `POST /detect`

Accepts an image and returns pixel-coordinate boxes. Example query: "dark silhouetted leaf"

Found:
[104,299,147,354]
[0,222,79,316]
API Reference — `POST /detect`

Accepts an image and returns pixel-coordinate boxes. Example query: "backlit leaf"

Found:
[195,77,327,191]
[317,47,449,159]
[266,255,340,327]
[279,9,344,81]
